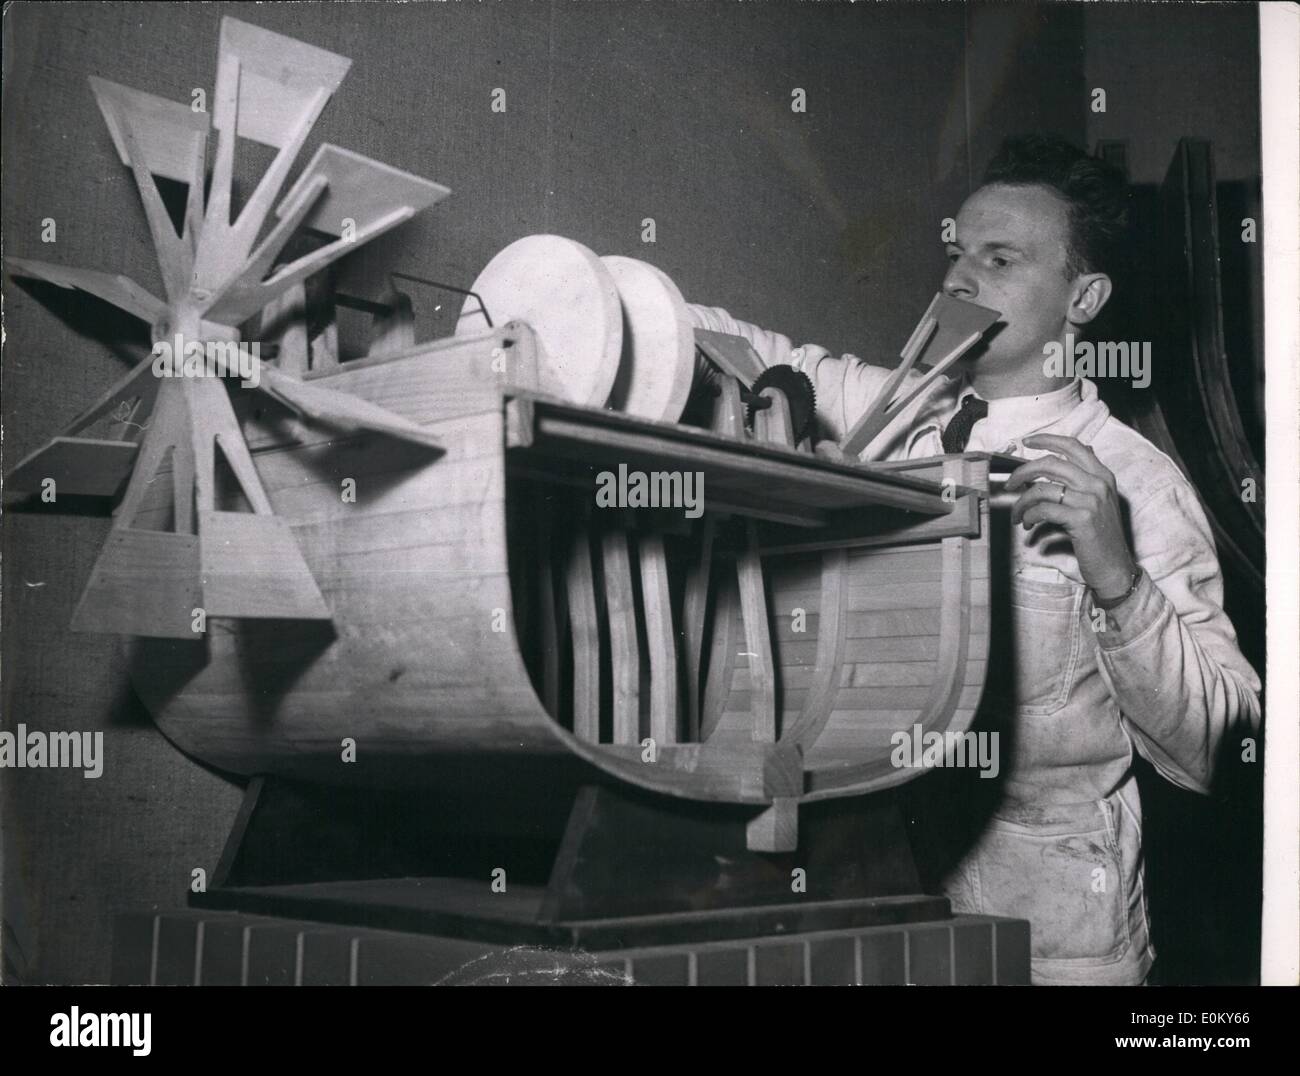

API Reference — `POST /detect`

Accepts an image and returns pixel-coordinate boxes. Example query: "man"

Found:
[687,134,1262,985]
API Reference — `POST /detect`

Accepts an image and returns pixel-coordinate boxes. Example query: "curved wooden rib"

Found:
[701,578,740,742]
[565,526,601,743]
[640,534,678,745]
[778,548,848,753]
[801,457,989,799]
[736,520,777,743]
[682,517,715,741]
[601,529,640,745]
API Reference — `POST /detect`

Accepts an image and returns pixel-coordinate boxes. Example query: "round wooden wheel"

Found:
[601,256,696,422]
[456,234,623,407]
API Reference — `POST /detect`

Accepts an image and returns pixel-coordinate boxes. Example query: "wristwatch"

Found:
[1092,564,1144,611]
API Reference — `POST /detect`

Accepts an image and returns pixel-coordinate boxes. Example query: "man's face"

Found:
[942,182,1079,378]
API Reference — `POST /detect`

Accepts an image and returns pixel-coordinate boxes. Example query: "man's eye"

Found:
[992,256,1010,269]
[947,252,960,264]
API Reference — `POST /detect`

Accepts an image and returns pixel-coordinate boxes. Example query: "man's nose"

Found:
[943,259,977,299]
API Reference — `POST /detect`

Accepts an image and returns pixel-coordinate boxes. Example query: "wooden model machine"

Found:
[7,19,1023,973]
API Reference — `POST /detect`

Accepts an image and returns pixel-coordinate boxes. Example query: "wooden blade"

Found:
[193,18,351,293]
[6,257,165,325]
[840,314,937,456]
[93,83,195,300]
[70,514,332,637]
[213,17,350,149]
[202,207,414,325]
[88,76,209,184]
[275,144,450,237]
[6,438,138,498]
[694,328,765,388]
[198,511,330,620]
[841,293,1000,457]
[256,366,445,451]
[71,530,203,639]
[201,147,448,323]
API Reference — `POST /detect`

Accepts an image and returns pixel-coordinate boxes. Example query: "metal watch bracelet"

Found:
[1092,565,1144,611]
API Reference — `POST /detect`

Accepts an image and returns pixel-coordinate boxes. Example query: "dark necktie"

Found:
[941,394,988,453]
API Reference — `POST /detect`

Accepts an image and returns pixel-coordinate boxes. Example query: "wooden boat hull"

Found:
[125,328,992,841]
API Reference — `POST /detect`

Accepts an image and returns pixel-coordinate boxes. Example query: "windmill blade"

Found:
[213,17,350,150]
[6,438,139,498]
[90,80,199,299]
[201,146,449,325]
[274,144,451,238]
[4,354,160,498]
[192,17,352,293]
[6,258,166,325]
[256,365,445,451]
[202,206,413,325]
[88,76,209,184]
[841,292,1001,456]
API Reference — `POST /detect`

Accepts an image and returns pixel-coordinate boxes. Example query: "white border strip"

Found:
[1260,0,1300,988]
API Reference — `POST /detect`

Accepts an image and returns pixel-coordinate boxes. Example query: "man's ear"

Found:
[1067,272,1112,326]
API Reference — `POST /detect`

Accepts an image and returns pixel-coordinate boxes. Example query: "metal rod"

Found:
[388,271,494,328]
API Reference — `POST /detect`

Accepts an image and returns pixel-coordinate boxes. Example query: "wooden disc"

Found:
[602,256,696,422]
[456,235,622,407]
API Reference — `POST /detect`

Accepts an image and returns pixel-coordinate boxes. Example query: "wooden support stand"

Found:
[194,775,948,951]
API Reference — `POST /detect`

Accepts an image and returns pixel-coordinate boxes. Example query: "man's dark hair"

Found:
[981,134,1129,280]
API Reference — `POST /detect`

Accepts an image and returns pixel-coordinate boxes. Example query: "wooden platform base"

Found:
[162,777,1030,981]
[194,777,944,940]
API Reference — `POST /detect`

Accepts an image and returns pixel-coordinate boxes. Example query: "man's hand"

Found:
[1003,433,1137,599]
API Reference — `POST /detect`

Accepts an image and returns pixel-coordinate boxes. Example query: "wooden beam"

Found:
[600,530,640,745]
[639,534,678,746]
[564,527,601,743]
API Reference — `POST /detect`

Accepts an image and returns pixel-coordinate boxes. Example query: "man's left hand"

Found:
[1004,433,1137,599]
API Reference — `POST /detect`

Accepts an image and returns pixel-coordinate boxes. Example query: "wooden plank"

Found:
[521,399,952,515]
[564,528,601,742]
[5,257,165,325]
[694,329,765,387]
[6,437,138,497]
[841,293,1001,457]
[746,798,798,853]
[701,579,740,741]
[537,510,561,718]
[198,511,331,620]
[526,416,948,514]
[258,366,446,451]
[597,741,801,801]
[110,93,192,300]
[368,289,416,359]
[639,534,678,745]
[839,312,936,456]
[756,494,979,554]
[71,530,202,639]
[88,76,210,182]
[215,16,351,148]
[681,518,714,741]
[275,144,450,238]
[601,531,640,745]
[855,329,985,457]
[261,283,310,376]
[736,520,776,743]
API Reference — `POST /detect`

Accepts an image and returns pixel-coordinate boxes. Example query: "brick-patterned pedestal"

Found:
[112,908,1030,985]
